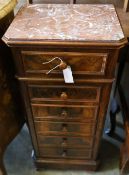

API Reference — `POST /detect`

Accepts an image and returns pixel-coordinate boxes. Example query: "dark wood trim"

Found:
[93,84,112,159]
[35,158,100,171]
[16,76,115,84]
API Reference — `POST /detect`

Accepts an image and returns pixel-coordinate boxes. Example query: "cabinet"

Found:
[3,4,127,171]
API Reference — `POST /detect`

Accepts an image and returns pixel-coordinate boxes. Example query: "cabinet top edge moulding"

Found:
[2,4,128,47]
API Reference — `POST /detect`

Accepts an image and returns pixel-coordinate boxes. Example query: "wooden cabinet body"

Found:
[3,4,127,170]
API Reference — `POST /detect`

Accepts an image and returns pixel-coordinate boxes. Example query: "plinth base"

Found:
[35,158,100,171]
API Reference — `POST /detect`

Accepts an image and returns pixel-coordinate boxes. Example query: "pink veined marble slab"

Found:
[4,4,125,42]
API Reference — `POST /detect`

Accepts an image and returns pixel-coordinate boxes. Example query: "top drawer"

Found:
[21,51,108,77]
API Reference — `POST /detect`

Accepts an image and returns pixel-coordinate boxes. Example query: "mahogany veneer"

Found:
[3,4,127,171]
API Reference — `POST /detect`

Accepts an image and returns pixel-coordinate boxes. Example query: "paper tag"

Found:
[63,66,74,83]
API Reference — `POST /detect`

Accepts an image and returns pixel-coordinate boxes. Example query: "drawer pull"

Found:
[60,92,68,100]
[62,150,67,157]
[59,61,67,70]
[62,138,67,146]
[62,123,67,132]
[61,110,68,117]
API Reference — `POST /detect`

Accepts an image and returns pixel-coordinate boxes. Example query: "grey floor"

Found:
[4,0,125,174]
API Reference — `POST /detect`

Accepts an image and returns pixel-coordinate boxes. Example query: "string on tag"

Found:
[42,57,64,74]
[42,57,74,83]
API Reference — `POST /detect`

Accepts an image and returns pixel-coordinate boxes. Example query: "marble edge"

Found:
[113,5,126,40]
[2,35,128,48]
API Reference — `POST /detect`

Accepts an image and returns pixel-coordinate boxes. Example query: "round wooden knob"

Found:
[61,110,68,117]
[60,92,68,100]
[62,150,67,157]
[62,137,67,142]
[62,123,67,132]
[59,61,67,70]
[61,138,67,146]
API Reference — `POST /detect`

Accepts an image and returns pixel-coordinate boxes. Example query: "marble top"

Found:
[4,4,125,42]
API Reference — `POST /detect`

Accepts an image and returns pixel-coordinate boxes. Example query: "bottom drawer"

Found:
[39,147,92,159]
[37,135,93,148]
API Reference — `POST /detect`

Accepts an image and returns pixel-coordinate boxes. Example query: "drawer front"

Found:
[22,51,108,76]
[29,85,100,102]
[31,104,98,122]
[39,147,92,159]
[34,121,95,136]
[37,135,93,148]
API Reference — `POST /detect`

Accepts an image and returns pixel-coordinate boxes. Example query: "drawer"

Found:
[37,135,93,148]
[29,85,100,102]
[39,147,92,159]
[31,104,98,122]
[22,51,108,76]
[34,121,95,136]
